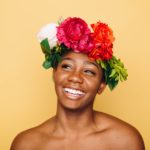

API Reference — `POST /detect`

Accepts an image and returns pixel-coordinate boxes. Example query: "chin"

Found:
[58,98,94,112]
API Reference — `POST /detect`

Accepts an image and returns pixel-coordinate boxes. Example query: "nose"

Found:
[68,71,83,84]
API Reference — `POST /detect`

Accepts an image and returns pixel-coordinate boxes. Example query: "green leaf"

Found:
[42,60,51,69]
[100,55,128,90]
[56,53,62,62]
[108,79,118,90]
[40,38,51,54]
[100,61,107,70]
[109,69,116,78]
[58,17,64,25]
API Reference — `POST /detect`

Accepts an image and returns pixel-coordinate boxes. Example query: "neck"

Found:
[54,104,97,136]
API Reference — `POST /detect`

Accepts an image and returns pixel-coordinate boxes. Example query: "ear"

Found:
[97,81,106,94]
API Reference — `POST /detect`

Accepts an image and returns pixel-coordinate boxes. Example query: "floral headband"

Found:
[37,17,128,90]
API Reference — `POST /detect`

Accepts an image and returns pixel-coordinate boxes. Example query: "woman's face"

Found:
[53,51,105,110]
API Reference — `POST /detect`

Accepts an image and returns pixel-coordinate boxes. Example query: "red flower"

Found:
[89,43,113,61]
[89,22,115,60]
[57,17,94,53]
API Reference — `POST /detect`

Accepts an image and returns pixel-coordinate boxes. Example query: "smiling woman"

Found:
[10,17,145,150]
[53,51,105,111]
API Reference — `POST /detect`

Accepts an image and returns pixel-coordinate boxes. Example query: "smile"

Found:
[63,88,85,100]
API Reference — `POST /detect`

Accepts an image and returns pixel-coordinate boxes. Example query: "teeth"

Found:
[64,88,85,95]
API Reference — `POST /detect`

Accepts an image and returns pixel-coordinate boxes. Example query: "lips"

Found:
[63,87,85,100]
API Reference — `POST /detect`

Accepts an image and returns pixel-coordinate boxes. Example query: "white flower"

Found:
[37,23,58,48]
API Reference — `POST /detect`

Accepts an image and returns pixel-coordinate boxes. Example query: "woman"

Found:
[11,17,145,150]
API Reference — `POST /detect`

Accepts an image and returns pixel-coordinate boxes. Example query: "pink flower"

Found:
[57,17,94,53]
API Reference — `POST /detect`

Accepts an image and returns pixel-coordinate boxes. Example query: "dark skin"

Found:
[11,51,145,150]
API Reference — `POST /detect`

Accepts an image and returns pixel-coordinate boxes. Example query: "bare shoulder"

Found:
[10,117,55,150]
[95,111,145,150]
[10,127,40,150]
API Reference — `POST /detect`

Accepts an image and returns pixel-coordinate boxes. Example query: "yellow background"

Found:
[1,0,150,149]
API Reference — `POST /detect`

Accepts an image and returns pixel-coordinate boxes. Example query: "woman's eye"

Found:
[61,64,71,70]
[84,70,96,76]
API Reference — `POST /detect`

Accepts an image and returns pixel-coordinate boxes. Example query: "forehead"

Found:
[61,51,99,67]
[60,51,103,71]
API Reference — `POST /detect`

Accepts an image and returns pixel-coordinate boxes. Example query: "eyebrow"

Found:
[61,57,74,62]
[84,61,99,69]
[61,57,99,69]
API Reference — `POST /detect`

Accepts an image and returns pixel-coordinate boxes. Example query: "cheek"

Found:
[85,78,101,93]
[53,71,67,86]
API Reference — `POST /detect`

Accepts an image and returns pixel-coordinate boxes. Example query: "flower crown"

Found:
[37,17,128,90]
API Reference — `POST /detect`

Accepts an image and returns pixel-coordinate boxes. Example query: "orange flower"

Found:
[91,22,115,44]
[89,22,115,60]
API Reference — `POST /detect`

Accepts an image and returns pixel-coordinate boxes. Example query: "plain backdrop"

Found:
[1,0,150,149]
